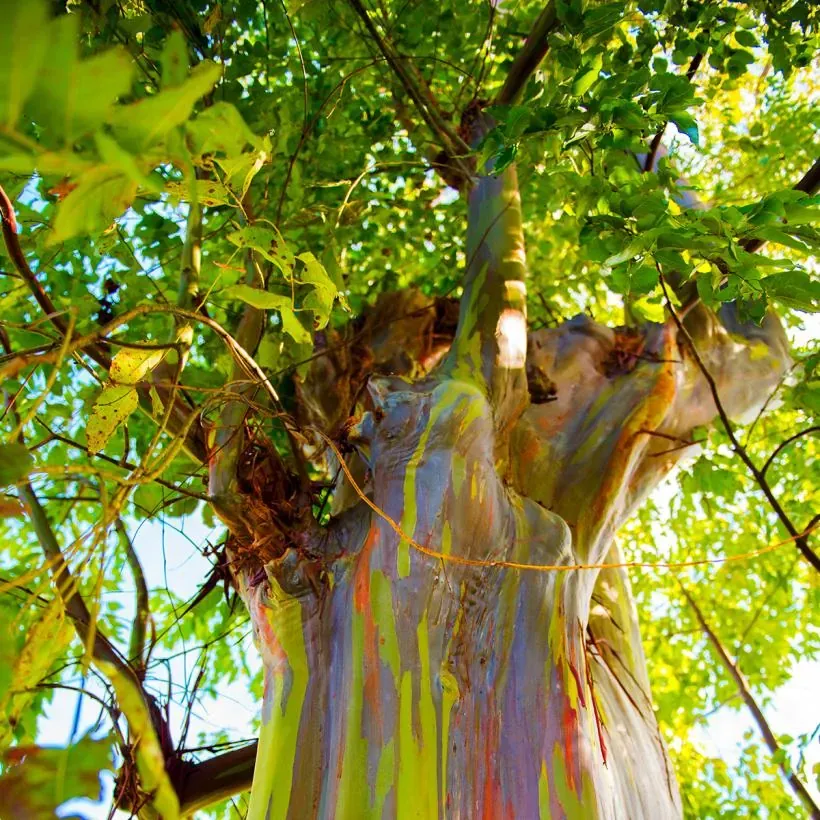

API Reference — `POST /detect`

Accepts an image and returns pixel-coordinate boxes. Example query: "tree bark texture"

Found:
[213,147,790,819]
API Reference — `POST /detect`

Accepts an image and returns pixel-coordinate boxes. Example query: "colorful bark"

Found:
[220,149,790,819]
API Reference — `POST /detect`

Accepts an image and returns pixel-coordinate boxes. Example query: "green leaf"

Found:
[110,345,167,385]
[0,732,113,818]
[583,3,625,36]
[161,30,189,87]
[109,61,222,153]
[26,15,134,146]
[734,30,758,48]
[86,386,139,454]
[224,285,310,342]
[0,150,92,177]
[572,68,600,97]
[165,178,232,207]
[279,305,312,344]
[50,168,137,243]
[604,237,645,267]
[94,132,160,191]
[0,599,72,752]
[670,112,699,145]
[298,252,340,327]
[224,284,292,311]
[0,0,49,127]
[761,271,820,312]
[226,226,294,271]
[0,444,33,488]
[186,102,261,158]
[750,227,809,252]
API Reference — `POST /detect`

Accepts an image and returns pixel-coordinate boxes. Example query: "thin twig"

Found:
[115,519,151,679]
[761,426,820,477]
[681,584,820,818]
[659,272,820,573]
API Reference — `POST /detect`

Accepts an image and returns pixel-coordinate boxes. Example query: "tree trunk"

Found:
[214,145,790,819]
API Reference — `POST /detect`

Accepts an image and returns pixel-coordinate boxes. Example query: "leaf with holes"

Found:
[110,346,167,386]
[86,386,139,454]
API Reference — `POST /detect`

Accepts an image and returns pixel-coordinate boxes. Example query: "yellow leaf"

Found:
[86,385,139,454]
[110,345,166,385]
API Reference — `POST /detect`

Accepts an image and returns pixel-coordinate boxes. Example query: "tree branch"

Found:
[346,0,472,179]
[177,741,257,815]
[495,1,558,106]
[115,518,151,679]
[761,425,820,477]
[742,156,820,253]
[659,274,820,573]
[681,585,820,819]
[18,484,180,819]
[443,112,530,433]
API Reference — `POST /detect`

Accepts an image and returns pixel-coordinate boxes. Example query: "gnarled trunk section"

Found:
[210,141,789,818]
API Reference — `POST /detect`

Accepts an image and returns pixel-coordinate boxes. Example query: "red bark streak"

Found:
[562,702,578,792]
[567,643,587,710]
[354,526,382,728]
[352,525,377,613]
[481,717,502,819]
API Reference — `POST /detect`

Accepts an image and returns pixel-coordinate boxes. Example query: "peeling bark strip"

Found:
[209,136,790,818]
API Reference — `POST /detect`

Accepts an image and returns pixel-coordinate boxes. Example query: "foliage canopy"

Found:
[0,0,818,816]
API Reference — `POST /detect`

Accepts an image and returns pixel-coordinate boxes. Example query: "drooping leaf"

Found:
[297,252,341,327]
[86,386,139,454]
[227,226,294,271]
[224,285,310,343]
[279,306,312,344]
[0,599,73,751]
[110,345,167,385]
[224,284,292,312]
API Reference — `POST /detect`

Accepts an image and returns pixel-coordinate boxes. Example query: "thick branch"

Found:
[742,156,820,253]
[495,1,558,106]
[681,586,820,819]
[177,742,257,815]
[443,114,529,433]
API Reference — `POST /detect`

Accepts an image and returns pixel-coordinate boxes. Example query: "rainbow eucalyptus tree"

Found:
[210,127,795,820]
[0,1,818,819]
